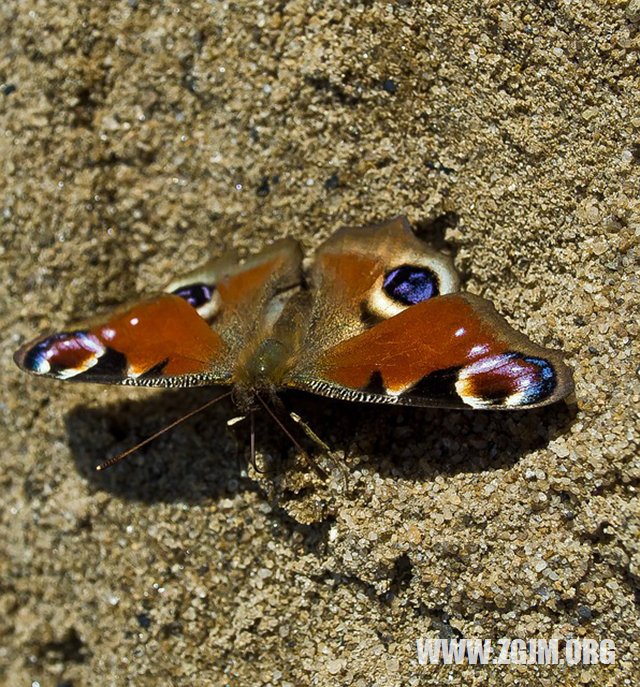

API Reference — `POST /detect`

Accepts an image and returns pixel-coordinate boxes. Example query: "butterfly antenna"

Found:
[256,394,327,479]
[96,390,233,471]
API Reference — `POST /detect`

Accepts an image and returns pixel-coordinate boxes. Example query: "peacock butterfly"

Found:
[14,217,574,447]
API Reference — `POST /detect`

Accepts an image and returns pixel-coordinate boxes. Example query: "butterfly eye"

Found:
[171,283,215,309]
[382,265,439,305]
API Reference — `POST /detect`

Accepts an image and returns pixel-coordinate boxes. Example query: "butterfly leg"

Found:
[226,412,270,474]
[253,394,329,480]
[248,410,272,475]
[289,412,331,452]
[289,412,348,490]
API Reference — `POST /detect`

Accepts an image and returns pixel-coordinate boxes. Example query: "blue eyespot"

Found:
[382,265,439,305]
[171,283,214,309]
[454,352,558,408]
[516,355,556,403]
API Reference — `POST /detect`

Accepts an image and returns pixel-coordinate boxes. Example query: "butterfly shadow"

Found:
[65,388,253,504]
[275,392,577,484]
[65,387,577,503]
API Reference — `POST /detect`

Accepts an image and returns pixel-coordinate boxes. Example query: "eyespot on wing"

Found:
[14,294,230,385]
[294,292,574,409]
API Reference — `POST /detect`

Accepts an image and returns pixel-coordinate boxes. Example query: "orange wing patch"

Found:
[312,294,487,392]
[92,294,227,378]
[303,293,573,408]
[15,294,229,386]
[217,257,287,311]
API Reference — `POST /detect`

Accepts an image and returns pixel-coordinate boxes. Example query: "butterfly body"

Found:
[14,217,574,414]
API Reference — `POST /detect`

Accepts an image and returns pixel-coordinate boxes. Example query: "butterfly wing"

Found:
[14,294,232,387]
[15,238,303,388]
[164,238,302,339]
[299,216,460,351]
[286,218,573,409]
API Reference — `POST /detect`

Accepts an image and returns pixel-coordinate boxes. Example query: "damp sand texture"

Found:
[2,1,639,685]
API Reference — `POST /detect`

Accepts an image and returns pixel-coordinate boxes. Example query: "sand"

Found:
[1,0,639,685]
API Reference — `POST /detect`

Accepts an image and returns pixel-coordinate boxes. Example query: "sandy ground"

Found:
[1,1,639,685]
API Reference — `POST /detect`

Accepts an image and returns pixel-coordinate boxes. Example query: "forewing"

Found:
[14,294,232,387]
[15,238,304,388]
[288,292,574,409]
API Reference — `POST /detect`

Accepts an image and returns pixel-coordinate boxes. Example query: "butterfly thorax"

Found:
[231,337,293,408]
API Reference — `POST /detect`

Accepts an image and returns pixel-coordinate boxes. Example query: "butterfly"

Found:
[14,217,574,452]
